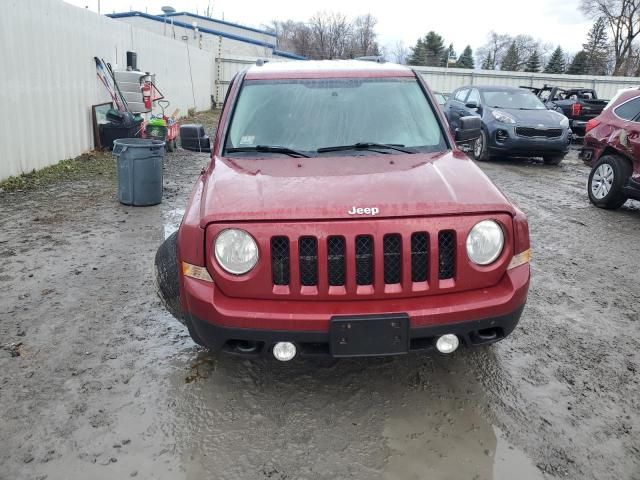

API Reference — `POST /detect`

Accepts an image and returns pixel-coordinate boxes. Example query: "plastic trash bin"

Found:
[113,138,165,206]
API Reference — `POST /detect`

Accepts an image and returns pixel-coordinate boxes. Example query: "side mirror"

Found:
[465,101,479,110]
[455,116,481,143]
[180,124,211,152]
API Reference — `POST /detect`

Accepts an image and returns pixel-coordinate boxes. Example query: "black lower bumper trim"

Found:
[189,304,525,358]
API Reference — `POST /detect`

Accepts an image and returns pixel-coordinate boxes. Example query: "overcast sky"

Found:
[64,0,594,55]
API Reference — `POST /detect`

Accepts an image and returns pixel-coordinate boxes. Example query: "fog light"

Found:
[272,342,297,361]
[435,334,459,354]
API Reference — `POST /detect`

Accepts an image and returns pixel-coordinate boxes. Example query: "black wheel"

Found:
[471,129,489,161]
[543,154,565,165]
[154,232,206,347]
[166,138,175,152]
[588,155,631,209]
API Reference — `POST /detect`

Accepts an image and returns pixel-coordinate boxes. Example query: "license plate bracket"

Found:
[330,313,409,357]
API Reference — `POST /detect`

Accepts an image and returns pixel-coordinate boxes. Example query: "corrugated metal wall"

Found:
[0,0,215,181]
[414,66,640,98]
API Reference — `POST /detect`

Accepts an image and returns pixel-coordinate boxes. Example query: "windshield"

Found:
[225,78,447,155]
[481,90,546,110]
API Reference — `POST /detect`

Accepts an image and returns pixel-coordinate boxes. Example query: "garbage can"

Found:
[113,138,165,206]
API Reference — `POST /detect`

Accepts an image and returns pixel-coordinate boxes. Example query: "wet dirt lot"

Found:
[1,124,639,480]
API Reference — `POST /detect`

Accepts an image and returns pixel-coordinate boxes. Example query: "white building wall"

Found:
[415,66,640,98]
[167,13,275,45]
[0,0,215,181]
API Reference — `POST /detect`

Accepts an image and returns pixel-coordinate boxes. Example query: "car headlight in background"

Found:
[214,229,259,275]
[559,116,570,128]
[466,220,505,265]
[491,110,516,124]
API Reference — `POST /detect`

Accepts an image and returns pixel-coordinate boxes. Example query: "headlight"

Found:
[466,220,504,265]
[559,116,569,128]
[214,229,259,275]
[491,110,516,124]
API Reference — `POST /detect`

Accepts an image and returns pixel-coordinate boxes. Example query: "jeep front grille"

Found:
[438,231,456,280]
[383,234,402,284]
[355,235,374,285]
[269,229,456,292]
[410,232,429,282]
[271,236,290,285]
[327,236,346,286]
[299,236,318,286]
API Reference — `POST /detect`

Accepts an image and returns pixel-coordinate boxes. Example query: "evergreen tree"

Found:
[480,53,493,70]
[582,17,609,75]
[567,51,588,75]
[544,46,566,73]
[407,38,427,65]
[501,42,520,71]
[423,31,445,66]
[524,50,541,72]
[408,32,444,66]
[457,45,475,69]
[441,43,456,67]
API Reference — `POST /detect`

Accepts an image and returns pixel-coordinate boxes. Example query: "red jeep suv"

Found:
[156,60,531,361]
[580,87,640,209]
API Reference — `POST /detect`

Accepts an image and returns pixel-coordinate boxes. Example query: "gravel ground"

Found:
[0,120,638,479]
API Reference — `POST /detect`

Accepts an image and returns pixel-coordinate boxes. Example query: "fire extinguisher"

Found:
[142,82,152,110]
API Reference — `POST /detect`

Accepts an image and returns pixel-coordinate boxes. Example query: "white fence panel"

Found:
[414,66,640,98]
[214,55,295,106]
[0,0,215,181]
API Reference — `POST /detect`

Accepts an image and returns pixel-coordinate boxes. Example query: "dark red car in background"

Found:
[581,87,640,209]
[156,60,531,362]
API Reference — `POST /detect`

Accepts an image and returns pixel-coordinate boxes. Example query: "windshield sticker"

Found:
[239,135,255,145]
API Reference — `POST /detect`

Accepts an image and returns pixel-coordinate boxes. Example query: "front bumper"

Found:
[190,305,525,357]
[486,123,571,156]
[181,263,530,357]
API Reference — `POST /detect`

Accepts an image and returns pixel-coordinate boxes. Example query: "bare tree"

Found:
[309,12,352,59]
[389,41,409,64]
[269,12,381,60]
[581,0,640,75]
[512,35,553,69]
[476,31,512,69]
[350,14,378,57]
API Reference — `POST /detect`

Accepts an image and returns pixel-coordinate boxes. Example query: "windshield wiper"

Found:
[317,142,416,154]
[226,145,311,158]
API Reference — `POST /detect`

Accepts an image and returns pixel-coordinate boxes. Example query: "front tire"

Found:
[471,130,489,161]
[154,231,206,347]
[588,155,631,209]
[543,154,565,165]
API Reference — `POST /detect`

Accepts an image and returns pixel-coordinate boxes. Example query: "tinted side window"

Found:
[614,97,640,121]
[466,89,480,104]
[455,89,469,102]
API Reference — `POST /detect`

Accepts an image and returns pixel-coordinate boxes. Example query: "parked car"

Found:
[579,87,640,209]
[155,60,531,362]
[445,85,572,165]
[525,84,608,136]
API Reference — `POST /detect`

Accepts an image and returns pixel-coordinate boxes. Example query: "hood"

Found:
[200,151,515,225]
[488,107,566,126]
